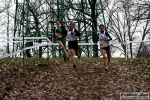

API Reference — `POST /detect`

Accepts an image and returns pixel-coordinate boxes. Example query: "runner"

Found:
[67,23,81,68]
[54,20,69,62]
[96,24,112,71]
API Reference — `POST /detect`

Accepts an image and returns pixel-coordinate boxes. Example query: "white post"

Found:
[126,43,128,60]
[125,32,128,60]
[32,39,35,57]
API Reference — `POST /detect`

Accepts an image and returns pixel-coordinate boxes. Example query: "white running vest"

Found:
[98,31,110,48]
[67,29,76,41]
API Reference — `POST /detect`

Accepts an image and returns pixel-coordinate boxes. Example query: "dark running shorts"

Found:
[101,46,110,50]
[68,40,78,50]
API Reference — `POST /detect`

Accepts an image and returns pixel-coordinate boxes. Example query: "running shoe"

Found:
[73,64,76,68]
[105,67,109,71]
[64,56,67,62]
[78,55,81,59]
[67,57,69,60]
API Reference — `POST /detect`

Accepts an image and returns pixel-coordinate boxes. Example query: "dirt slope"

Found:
[0,58,150,99]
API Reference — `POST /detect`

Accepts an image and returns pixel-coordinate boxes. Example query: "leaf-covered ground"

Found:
[0,57,150,100]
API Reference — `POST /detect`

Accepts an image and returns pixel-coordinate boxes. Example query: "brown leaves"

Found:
[0,58,150,99]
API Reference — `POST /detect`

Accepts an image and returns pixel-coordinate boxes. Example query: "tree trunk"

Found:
[91,0,98,57]
[29,6,42,57]
[6,8,10,54]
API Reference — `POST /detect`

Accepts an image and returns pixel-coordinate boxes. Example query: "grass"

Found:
[0,57,150,73]
[0,57,11,66]
[137,68,150,73]
[147,59,150,65]
[26,67,36,71]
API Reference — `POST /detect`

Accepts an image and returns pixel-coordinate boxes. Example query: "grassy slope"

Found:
[0,57,150,99]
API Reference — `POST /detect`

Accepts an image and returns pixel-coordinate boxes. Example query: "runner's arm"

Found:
[61,26,67,37]
[74,29,81,36]
[106,32,112,41]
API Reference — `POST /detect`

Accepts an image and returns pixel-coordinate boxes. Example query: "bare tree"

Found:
[135,0,150,58]
[6,0,12,54]
[136,43,150,58]
[106,0,150,58]
[0,0,12,54]
[0,0,11,13]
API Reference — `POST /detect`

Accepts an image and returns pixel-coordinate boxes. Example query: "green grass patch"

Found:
[136,68,150,73]
[147,59,150,65]
[26,67,36,71]
[0,57,12,66]
[0,57,150,71]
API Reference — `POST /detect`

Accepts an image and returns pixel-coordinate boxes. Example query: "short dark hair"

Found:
[99,24,104,27]
[70,22,75,26]
[56,19,60,22]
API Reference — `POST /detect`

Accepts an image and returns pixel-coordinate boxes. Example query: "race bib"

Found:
[100,39,109,48]
[56,33,62,38]
[67,31,76,41]
[98,32,109,48]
